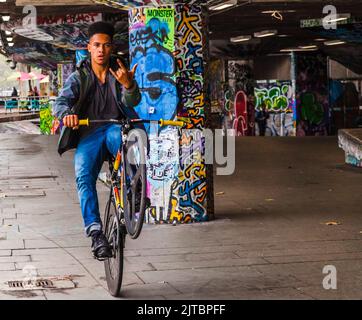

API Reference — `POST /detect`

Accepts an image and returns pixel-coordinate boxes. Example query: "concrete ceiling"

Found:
[1,0,362,73]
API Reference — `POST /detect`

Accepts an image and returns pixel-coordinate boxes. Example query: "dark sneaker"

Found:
[90,230,112,260]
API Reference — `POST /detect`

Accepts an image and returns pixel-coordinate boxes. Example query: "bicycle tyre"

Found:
[104,196,124,297]
[122,129,147,239]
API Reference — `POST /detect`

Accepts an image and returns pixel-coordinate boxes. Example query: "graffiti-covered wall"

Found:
[330,80,360,133]
[296,54,329,136]
[129,4,209,224]
[210,59,225,113]
[57,63,75,91]
[228,60,255,96]
[221,60,255,136]
[254,80,295,136]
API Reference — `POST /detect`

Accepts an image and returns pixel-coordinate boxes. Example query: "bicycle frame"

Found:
[78,117,184,233]
[77,117,184,295]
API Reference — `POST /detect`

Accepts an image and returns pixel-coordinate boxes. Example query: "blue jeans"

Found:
[74,124,122,236]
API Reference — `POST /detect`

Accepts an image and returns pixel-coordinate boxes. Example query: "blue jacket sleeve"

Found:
[121,80,142,108]
[52,72,81,120]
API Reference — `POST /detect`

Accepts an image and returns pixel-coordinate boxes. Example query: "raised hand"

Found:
[109,59,138,90]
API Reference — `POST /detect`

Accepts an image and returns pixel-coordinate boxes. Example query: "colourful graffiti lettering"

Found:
[300,92,324,125]
[255,83,292,112]
[39,105,54,135]
[254,81,295,136]
[173,5,207,222]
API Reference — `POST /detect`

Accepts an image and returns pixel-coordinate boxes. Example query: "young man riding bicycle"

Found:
[53,22,141,260]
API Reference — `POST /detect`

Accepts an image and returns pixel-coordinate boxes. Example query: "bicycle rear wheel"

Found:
[122,129,147,239]
[104,196,124,297]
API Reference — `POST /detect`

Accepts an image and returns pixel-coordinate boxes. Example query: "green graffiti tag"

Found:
[255,84,290,112]
[300,92,324,125]
[39,103,54,135]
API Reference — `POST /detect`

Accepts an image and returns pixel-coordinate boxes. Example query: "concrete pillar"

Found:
[57,63,75,91]
[295,53,329,136]
[128,4,213,224]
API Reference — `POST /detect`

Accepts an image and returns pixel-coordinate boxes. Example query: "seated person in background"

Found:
[28,89,34,98]
[11,87,18,101]
[255,103,269,136]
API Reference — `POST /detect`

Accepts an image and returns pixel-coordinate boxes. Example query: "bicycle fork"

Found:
[110,151,127,245]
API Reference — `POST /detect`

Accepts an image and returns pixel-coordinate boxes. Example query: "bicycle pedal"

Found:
[93,254,106,262]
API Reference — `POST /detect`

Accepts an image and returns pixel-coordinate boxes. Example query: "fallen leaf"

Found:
[216,192,225,196]
[325,221,341,226]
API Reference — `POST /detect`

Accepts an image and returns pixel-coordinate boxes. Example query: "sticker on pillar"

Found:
[147,128,179,221]
[149,107,155,114]
[147,128,179,188]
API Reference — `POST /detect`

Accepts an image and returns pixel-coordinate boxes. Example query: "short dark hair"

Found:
[88,21,115,41]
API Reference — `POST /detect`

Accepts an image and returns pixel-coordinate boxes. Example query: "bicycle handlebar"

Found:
[159,119,184,127]
[77,118,184,128]
[78,119,89,126]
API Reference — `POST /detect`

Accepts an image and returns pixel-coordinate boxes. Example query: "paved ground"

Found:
[0,132,361,300]
[0,108,39,123]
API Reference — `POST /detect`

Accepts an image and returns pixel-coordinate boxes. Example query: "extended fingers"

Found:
[131,63,138,74]
[117,59,127,72]
[109,68,116,78]
[110,66,125,80]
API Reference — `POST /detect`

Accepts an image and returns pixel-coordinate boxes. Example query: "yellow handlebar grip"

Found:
[160,119,184,127]
[78,119,89,126]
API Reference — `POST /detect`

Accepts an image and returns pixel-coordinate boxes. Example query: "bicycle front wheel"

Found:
[122,129,147,239]
[104,197,124,297]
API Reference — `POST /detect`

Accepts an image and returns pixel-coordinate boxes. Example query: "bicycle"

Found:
[78,117,184,297]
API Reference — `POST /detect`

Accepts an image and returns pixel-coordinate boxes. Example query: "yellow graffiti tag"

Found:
[181,132,193,145]
[194,93,204,108]
[194,182,207,204]
[169,198,183,222]
[184,163,205,180]
[177,11,201,46]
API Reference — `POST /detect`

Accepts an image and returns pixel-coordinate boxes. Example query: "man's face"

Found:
[88,33,113,66]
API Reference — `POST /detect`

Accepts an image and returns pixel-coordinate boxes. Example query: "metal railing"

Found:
[0,96,56,114]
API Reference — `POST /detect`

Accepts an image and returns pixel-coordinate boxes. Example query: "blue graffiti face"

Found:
[132,45,178,123]
[129,18,178,132]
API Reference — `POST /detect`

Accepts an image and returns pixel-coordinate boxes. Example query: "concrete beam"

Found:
[15,0,94,6]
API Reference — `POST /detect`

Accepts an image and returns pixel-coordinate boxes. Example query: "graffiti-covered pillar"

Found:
[295,53,329,136]
[57,63,75,92]
[128,4,213,224]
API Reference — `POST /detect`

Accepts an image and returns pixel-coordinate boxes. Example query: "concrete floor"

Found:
[0,133,361,300]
